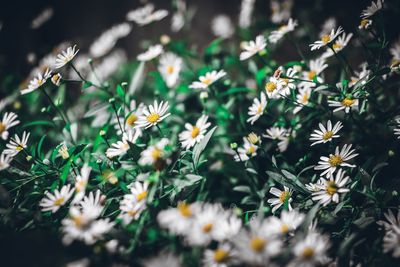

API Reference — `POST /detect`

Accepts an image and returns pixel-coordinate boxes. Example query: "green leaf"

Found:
[219,87,252,97]
[192,126,218,166]
[83,81,93,89]
[116,84,125,99]
[60,161,71,184]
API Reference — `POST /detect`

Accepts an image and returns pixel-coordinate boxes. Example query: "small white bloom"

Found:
[39,184,74,213]
[139,138,169,166]
[21,68,52,95]
[314,144,358,177]
[270,0,293,24]
[126,4,168,26]
[359,18,373,30]
[247,92,267,125]
[377,209,400,258]
[264,209,305,235]
[135,100,171,129]
[268,18,298,44]
[142,252,182,267]
[267,186,293,213]
[234,137,258,162]
[240,35,267,61]
[55,45,79,69]
[137,44,163,62]
[293,87,312,114]
[118,181,149,225]
[311,169,350,206]
[239,0,255,28]
[157,202,201,235]
[328,97,359,113]
[158,52,183,88]
[189,70,226,90]
[361,0,384,19]
[3,131,30,156]
[179,115,211,149]
[301,58,328,85]
[309,120,343,146]
[321,32,353,58]
[203,243,237,267]
[264,76,286,99]
[211,14,234,39]
[106,130,140,158]
[72,164,92,203]
[0,153,13,171]
[58,142,69,159]
[309,26,344,51]
[0,112,20,140]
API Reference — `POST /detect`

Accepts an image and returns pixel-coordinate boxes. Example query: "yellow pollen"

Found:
[247,146,256,155]
[265,82,277,93]
[151,148,162,160]
[322,131,333,141]
[202,78,212,85]
[279,190,290,203]
[326,181,338,195]
[257,105,263,114]
[73,215,84,227]
[166,65,174,74]
[332,43,342,50]
[202,223,213,233]
[302,247,315,259]
[329,155,343,167]
[302,94,310,104]
[0,123,6,133]
[54,197,64,206]
[191,126,200,138]
[137,191,148,202]
[250,237,266,252]
[213,249,229,263]
[126,114,138,126]
[321,34,331,44]
[281,78,289,84]
[146,113,160,124]
[341,98,355,107]
[16,145,24,151]
[391,60,400,69]
[247,133,259,144]
[360,19,370,28]
[308,70,317,80]
[178,203,192,217]
[281,224,289,233]
[128,210,137,217]
[279,25,287,31]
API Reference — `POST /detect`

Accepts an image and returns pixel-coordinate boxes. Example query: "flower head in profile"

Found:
[322,32,353,58]
[55,45,79,69]
[293,87,312,114]
[158,52,183,88]
[247,92,267,125]
[264,209,305,236]
[267,186,293,212]
[359,19,373,30]
[126,4,168,26]
[106,130,140,158]
[39,184,74,213]
[0,112,20,140]
[21,68,52,95]
[263,126,290,152]
[314,144,358,177]
[328,97,359,113]
[139,138,169,166]
[137,44,163,62]
[135,100,170,129]
[309,120,343,146]
[311,169,350,206]
[361,0,384,19]
[309,26,343,51]
[189,70,226,90]
[72,164,92,203]
[179,115,211,149]
[268,18,298,44]
[240,35,267,61]
[3,131,30,156]
[0,153,13,171]
[234,137,258,162]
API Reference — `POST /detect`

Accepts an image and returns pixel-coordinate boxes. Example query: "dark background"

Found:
[0,0,400,266]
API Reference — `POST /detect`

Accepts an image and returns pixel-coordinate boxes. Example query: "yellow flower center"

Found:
[103,170,118,184]
[279,190,290,203]
[178,203,192,217]
[202,223,213,233]
[360,19,370,28]
[257,105,263,114]
[281,224,289,233]
[73,215,84,227]
[329,155,343,167]
[279,25,288,31]
[191,126,200,138]
[151,148,162,160]
[326,181,338,195]
[54,197,64,206]
[281,78,289,84]
[16,145,24,151]
[332,43,342,50]
[213,249,229,263]
[146,113,160,124]
[302,93,310,104]
[247,133,259,144]
[302,247,315,259]
[265,82,277,93]
[202,78,212,86]
[128,209,138,217]
[137,191,148,202]
[250,237,266,252]
[75,180,87,192]
[341,98,355,107]
[308,70,317,80]
[126,114,138,126]
[391,60,400,69]
[247,146,256,155]
[166,65,174,74]
[0,123,5,133]
[322,131,333,141]
[321,34,331,44]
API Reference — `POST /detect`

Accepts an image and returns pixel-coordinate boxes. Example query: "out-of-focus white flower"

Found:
[139,138,169,166]
[321,32,353,58]
[211,14,234,39]
[135,100,170,129]
[0,153,13,171]
[39,184,74,213]
[377,209,400,258]
[264,209,305,236]
[3,131,30,156]
[234,137,258,162]
[118,181,149,225]
[158,202,201,235]
[267,186,293,213]
[127,4,168,26]
[203,243,237,267]
[189,70,227,90]
[88,50,127,82]
[171,0,187,32]
[359,19,373,30]
[361,0,384,19]
[247,92,267,125]
[158,52,183,88]
[293,86,312,114]
[72,164,92,203]
[0,112,20,140]
[263,126,290,152]
[31,7,53,29]
[137,44,163,62]
[179,115,211,149]
[142,252,182,267]
[309,27,343,51]
[106,130,140,158]
[240,35,267,61]
[314,144,358,177]
[300,58,328,85]
[239,0,255,28]
[55,45,79,69]
[270,0,293,24]
[21,68,52,95]
[268,18,298,44]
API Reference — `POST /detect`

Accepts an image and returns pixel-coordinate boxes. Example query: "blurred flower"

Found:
[189,70,227,90]
[309,120,343,146]
[72,164,92,204]
[139,138,169,166]
[55,45,79,69]
[322,32,353,58]
[301,58,327,85]
[211,14,234,39]
[328,97,359,113]
[270,0,293,24]
[58,142,69,159]
[137,44,163,62]
[247,92,267,125]
[106,130,140,158]
[234,137,258,161]
[361,0,384,19]
[3,131,30,156]
[203,243,237,267]
[309,26,343,51]
[264,209,305,235]
[268,18,298,43]
[51,73,62,86]
[239,0,255,28]
[39,184,74,213]
[240,35,267,61]
[293,87,312,114]
[158,52,183,88]
[267,186,293,213]
[0,153,13,171]
[0,112,20,140]
[358,19,372,30]
[127,4,168,26]
[179,115,211,149]
[158,202,201,235]
[21,68,52,95]
[142,252,182,267]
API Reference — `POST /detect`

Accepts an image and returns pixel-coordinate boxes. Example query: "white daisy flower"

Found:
[137,44,163,62]
[233,218,282,265]
[119,201,145,225]
[157,202,201,235]
[106,130,140,158]
[170,0,186,33]
[270,0,293,24]
[301,58,328,85]
[394,119,400,139]
[320,17,337,36]
[0,153,13,171]
[309,26,344,51]
[239,0,255,28]
[309,120,343,146]
[280,67,298,94]
[72,164,91,204]
[247,92,267,125]
[321,32,353,58]
[21,68,52,95]
[189,70,227,90]
[211,14,234,39]
[311,169,350,206]
[139,138,169,166]
[39,184,74,213]
[0,112,20,140]
[3,131,30,156]
[135,100,171,129]
[267,186,293,213]
[179,115,211,149]
[268,18,298,44]
[361,0,384,19]
[126,4,168,26]
[113,100,144,135]
[158,52,183,88]
[350,63,371,87]
[239,35,267,61]
[377,209,400,258]
[328,97,359,113]
[234,137,258,162]
[288,232,331,267]
[142,252,182,267]
[359,18,373,30]
[203,243,237,267]
[264,76,286,99]
[314,144,358,177]
[293,86,312,114]
[263,126,290,152]
[264,209,305,235]
[55,45,79,69]
[128,181,149,204]
[378,209,400,232]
